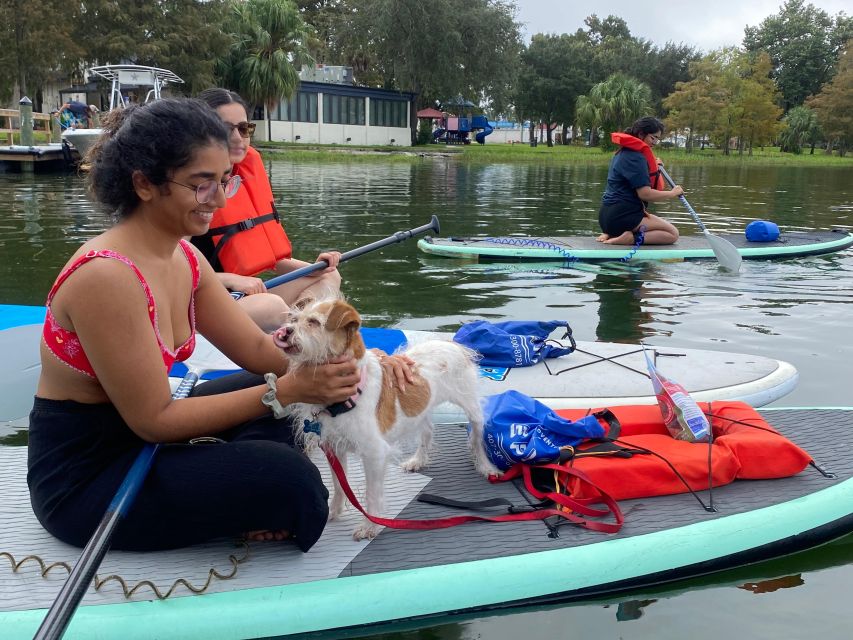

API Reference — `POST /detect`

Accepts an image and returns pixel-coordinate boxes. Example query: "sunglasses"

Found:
[227,121,256,138]
[166,174,242,204]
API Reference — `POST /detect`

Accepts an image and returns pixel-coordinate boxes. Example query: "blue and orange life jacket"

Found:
[204,146,292,276]
[611,132,665,191]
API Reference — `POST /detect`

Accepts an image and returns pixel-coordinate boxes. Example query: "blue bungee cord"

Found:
[479,227,646,265]
[479,237,579,266]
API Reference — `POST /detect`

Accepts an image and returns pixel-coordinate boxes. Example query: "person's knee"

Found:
[323,269,342,291]
[241,293,289,331]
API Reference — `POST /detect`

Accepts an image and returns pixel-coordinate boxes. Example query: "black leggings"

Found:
[27,373,329,552]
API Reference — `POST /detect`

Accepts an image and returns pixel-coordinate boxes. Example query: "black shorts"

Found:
[27,372,329,552]
[599,200,645,237]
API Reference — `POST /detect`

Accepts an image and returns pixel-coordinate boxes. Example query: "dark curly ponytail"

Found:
[85,98,229,219]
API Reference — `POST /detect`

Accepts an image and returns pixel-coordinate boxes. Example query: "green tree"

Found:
[516,34,593,146]
[219,0,314,139]
[75,1,230,95]
[0,0,81,107]
[743,0,853,110]
[779,105,821,154]
[662,57,727,152]
[344,0,521,143]
[807,40,853,156]
[576,73,653,150]
[725,51,783,155]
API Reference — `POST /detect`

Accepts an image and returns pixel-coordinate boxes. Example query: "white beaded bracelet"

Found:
[261,373,287,419]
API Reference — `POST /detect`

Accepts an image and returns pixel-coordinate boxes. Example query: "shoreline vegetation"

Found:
[258,141,853,166]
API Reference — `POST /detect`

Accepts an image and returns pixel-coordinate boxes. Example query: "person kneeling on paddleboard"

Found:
[597,116,682,245]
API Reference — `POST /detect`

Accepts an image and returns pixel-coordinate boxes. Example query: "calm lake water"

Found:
[1,156,852,638]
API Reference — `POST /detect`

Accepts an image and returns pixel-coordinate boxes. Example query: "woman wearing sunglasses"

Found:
[193,88,341,331]
[597,116,682,245]
[28,98,361,552]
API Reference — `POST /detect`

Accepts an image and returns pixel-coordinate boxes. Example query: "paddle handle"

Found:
[658,165,708,234]
[33,372,199,640]
[263,215,440,289]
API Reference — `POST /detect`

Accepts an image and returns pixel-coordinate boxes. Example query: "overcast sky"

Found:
[513,1,850,51]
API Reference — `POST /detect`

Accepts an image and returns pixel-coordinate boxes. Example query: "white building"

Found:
[253,73,415,147]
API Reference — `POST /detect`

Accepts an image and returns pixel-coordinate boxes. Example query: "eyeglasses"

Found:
[648,133,661,143]
[166,174,241,204]
[226,121,256,138]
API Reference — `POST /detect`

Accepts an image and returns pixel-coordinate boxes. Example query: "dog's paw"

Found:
[352,523,379,541]
[400,455,427,472]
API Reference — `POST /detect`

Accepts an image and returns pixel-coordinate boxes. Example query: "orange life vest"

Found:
[553,401,812,502]
[205,147,292,276]
[610,132,665,190]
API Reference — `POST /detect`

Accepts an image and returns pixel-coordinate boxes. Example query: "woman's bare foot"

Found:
[245,529,291,542]
[596,233,610,242]
[603,231,635,245]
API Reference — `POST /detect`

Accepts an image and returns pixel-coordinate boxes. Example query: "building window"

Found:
[275,92,318,122]
[322,95,365,125]
[370,99,407,128]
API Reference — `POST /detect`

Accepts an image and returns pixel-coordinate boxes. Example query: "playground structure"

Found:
[433,114,494,144]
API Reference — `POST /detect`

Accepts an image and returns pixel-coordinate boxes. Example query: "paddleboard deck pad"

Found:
[418,229,853,262]
[1,407,852,639]
[0,310,798,426]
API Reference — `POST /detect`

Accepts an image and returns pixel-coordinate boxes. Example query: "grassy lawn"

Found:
[257,140,852,167]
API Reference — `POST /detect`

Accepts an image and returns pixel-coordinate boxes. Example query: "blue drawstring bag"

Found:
[453,320,576,368]
[745,220,780,242]
[482,390,606,471]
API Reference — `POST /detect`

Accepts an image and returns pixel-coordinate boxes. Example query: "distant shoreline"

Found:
[258,142,853,166]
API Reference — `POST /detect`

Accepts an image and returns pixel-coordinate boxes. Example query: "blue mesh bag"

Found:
[453,320,576,368]
[482,391,606,471]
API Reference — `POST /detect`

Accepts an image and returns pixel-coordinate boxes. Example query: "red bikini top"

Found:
[42,239,199,379]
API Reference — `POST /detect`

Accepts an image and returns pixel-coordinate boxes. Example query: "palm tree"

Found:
[779,105,821,155]
[576,73,652,149]
[220,0,314,140]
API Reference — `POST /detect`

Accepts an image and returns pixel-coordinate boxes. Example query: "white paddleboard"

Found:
[1,323,798,428]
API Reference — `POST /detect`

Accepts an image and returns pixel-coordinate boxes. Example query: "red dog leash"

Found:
[322,445,623,533]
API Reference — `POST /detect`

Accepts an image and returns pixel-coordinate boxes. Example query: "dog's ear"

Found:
[327,301,365,359]
[292,297,314,311]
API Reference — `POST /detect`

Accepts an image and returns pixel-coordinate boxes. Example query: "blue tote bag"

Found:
[453,320,576,368]
[482,390,606,471]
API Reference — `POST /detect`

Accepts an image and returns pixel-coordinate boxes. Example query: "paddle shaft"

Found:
[34,216,441,639]
[33,373,200,640]
[657,165,709,233]
[263,215,440,289]
[657,165,742,273]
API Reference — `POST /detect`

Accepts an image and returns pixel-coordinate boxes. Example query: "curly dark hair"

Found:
[625,117,665,138]
[86,98,229,219]
[196,87,250,113]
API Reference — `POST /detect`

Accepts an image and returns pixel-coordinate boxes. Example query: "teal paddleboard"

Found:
[2,408,852,639]
[418,229,853,262]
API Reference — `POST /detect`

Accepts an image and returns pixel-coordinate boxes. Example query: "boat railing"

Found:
[86,65,185,111]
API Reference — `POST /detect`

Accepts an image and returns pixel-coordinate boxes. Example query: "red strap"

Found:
[322,446,623,533]
[495,463,624,533]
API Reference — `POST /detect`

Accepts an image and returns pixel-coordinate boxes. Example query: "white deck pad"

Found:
[0,447,429,612]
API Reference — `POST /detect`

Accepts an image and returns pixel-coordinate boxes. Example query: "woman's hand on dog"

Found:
[277,356,361,405]
[374,350,416,391]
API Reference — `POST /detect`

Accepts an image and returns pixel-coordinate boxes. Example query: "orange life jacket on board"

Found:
[553,401,812,502]
[205,147,292,276]
[610,132,665,190]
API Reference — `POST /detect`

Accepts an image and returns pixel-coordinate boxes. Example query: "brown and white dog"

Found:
[273,297,498,540]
